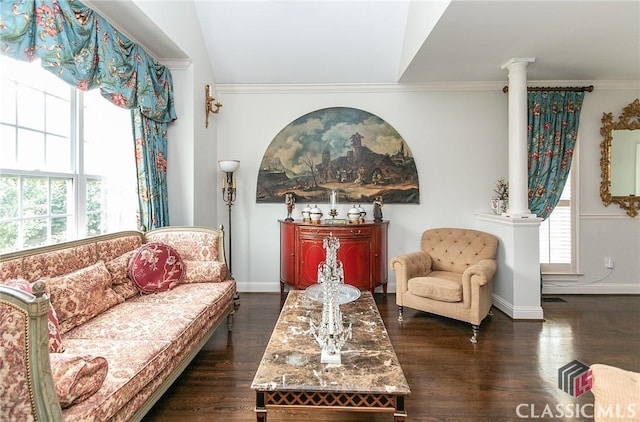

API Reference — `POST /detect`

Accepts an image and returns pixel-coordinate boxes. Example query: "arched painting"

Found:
[256,107,419,204]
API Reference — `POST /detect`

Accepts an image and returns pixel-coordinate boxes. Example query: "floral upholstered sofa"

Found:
[0,226,237,422]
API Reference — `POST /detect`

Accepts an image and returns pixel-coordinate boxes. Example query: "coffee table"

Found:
[251,290,410,421]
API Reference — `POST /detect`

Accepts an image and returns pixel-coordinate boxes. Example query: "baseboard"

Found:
[236,280,397,294]
[236,280,280,293]
[492,293,544,320]
[543,283,640,295]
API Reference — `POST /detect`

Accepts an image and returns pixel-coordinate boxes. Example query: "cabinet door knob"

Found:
[351,229,361,235]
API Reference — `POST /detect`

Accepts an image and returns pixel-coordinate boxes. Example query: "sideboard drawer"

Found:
[298,225,373,238]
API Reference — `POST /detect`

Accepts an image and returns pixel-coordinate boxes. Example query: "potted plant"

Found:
[491,178,509,215]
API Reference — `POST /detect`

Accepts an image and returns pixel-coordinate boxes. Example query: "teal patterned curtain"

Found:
[132,109,169,230]
[0,0,177,229]
[527,91,585,219]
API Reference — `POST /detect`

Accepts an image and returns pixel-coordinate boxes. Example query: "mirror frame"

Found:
[600,99,640,217]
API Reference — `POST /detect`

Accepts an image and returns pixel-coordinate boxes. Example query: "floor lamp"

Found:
[219,160,240,297]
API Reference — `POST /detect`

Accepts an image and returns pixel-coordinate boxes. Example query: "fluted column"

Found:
[501,58,535,218]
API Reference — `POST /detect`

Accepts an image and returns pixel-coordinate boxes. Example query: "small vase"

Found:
[491,199,508,215]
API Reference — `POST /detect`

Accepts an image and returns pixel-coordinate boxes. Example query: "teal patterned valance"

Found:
[0,0,176,123]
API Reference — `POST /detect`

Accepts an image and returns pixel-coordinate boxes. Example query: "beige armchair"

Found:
[390,228,498,343]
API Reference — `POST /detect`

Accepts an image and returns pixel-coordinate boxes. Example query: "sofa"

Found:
[0,226,237,422]
[390,227,498,343]
[590,364,640,422]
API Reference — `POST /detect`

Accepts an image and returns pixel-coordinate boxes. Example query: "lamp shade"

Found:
[218,160,240,173]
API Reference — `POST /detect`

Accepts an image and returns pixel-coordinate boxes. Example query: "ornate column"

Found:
[501,58,535,217]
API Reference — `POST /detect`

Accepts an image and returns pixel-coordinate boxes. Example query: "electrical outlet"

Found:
[604,257,614,269]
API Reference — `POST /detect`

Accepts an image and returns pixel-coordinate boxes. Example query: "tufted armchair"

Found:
[390,228,498,343]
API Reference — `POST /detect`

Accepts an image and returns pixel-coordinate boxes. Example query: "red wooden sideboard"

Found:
[279,220,388,294]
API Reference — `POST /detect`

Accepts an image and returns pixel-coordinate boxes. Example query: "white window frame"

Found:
[539,147,579,276]
[0,56,135,253]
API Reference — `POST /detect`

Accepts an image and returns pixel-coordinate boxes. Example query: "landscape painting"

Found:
[256,107,419,205]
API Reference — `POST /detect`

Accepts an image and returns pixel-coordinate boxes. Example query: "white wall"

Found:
[215,85,508,292]
[215,84,640,295]
[544,87,640,294]
[103,2,640,296]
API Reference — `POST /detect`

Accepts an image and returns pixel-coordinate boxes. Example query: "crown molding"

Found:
[215,81,507,94]
[215,80,640,95]
[161,58,192,70]
[588,80,640,90]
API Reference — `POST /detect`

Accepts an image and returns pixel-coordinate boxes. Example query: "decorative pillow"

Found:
[182,260,228,283]
[104,250,139,300]
[111,281,140,301]
[144,231,218,261]
[49,353,108,408]
[46,261,123,334]
[2,278,64,352]
[103,250,134,281]
[128,243,185,293]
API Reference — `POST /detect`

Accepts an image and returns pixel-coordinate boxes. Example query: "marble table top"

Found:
[251,290,410,395]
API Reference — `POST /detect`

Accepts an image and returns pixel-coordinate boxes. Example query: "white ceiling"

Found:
[87,0,640,85]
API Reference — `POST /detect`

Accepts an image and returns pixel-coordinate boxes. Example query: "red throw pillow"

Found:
[128,243,185,293]
[2,278,65,353]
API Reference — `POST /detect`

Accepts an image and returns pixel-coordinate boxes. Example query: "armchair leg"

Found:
[470,324,480,343]
[398,306,404,322]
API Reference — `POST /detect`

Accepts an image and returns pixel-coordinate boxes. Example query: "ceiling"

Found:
[87,0,640,85]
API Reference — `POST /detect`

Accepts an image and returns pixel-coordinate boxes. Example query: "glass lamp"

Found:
[218,159,240,174]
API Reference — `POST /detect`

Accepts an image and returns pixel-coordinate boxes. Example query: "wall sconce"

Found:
[219,160,240,281]
[205,84,222,128]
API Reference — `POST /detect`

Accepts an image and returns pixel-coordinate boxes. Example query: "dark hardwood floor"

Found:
[144,292,639,421]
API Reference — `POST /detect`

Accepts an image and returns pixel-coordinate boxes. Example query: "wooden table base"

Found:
[255,390,407,421]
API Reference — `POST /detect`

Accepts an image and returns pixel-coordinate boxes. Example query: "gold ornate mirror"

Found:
[600,99,640,217]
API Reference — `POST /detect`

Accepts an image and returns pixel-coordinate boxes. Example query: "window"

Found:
[0,55,137,254]
[539,166,575,273]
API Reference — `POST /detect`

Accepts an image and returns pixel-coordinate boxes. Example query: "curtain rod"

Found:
[502,85,594,93]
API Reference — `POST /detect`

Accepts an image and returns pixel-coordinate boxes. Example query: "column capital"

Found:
[501,58,536,71]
